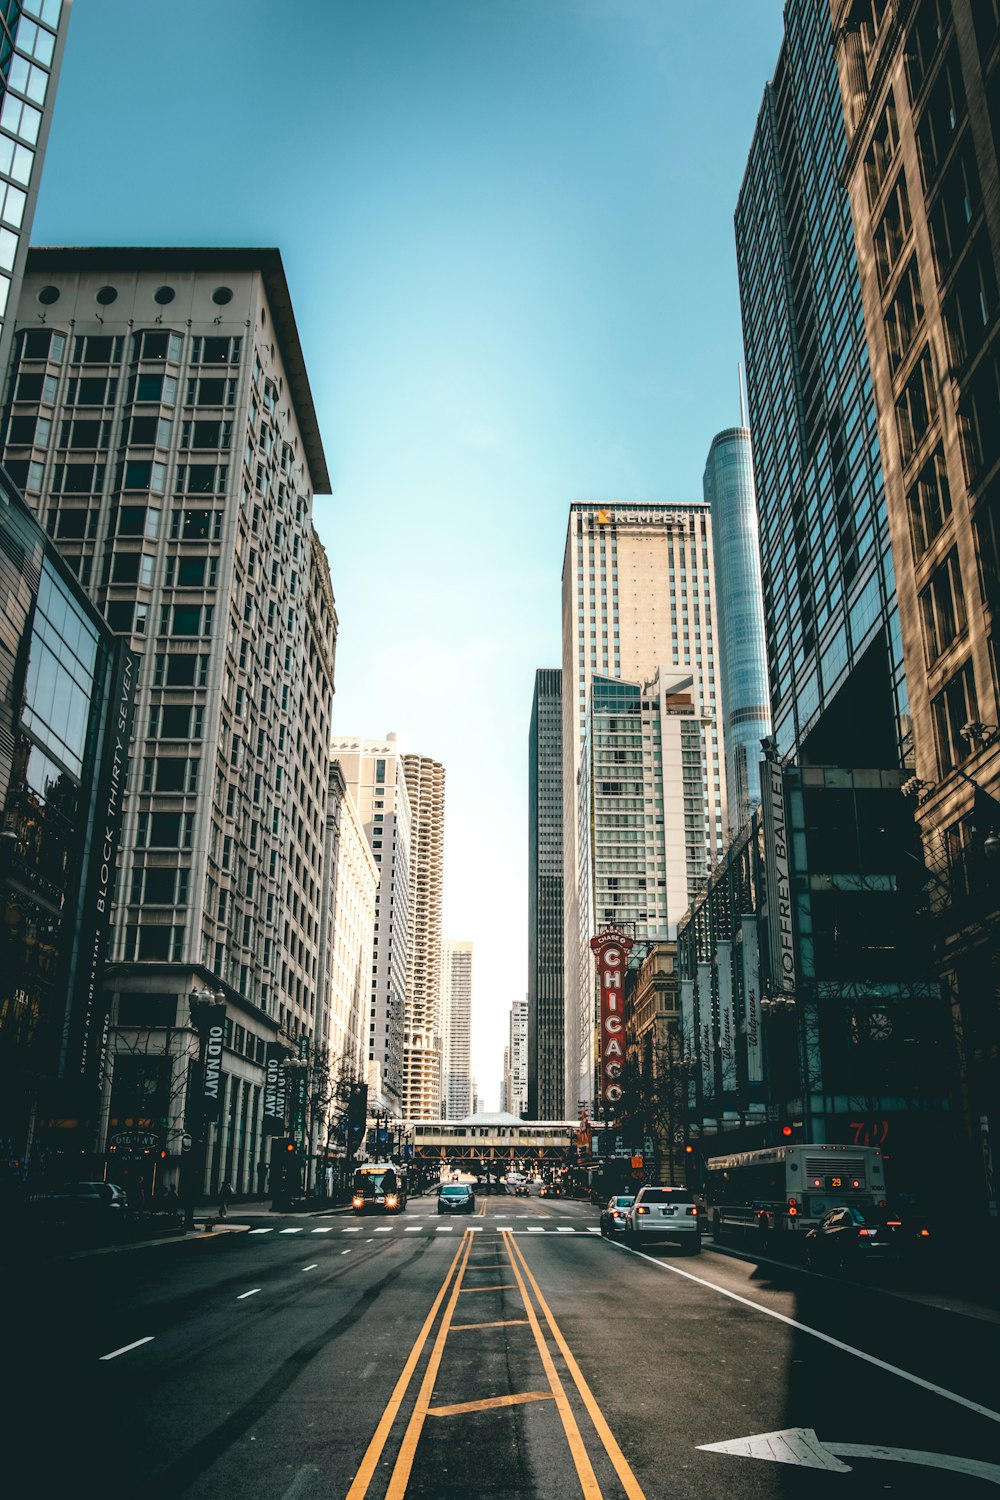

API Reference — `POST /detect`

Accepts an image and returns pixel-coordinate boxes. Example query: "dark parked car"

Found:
[599,1194,635,1237]
[437,1183,475,1215]
[805,1205,932,1273]
[30,1181,129,1235]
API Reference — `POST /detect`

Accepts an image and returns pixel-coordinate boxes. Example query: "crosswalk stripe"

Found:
[280,1228,304,1234]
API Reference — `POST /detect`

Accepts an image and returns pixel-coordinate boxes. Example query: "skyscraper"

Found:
[0,0,73,385]
[579,668,716,945]
[528,667,564,1120]
[507,997,528,1118]
[829,0,1000,1224]
[4,248,337,1199]
[330,735,411,1116]
[735,0,906,772]
[319,762,379,1093]
[561,501,725,1114]
[402,753,445,1120]
[439,939,472,1120]
[702,426,772,833]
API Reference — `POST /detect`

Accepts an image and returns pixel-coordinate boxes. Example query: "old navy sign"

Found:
[200,1004,227,1123]
[590,928,633,1108]
[263,1042,288,1135]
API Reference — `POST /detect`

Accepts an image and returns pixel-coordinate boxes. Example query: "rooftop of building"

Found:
[24,246,330,494]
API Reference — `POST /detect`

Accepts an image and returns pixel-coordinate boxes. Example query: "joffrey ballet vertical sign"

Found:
[590,928,633,1110]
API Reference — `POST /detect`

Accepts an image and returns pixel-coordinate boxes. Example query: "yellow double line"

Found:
[346,1228,646,1499]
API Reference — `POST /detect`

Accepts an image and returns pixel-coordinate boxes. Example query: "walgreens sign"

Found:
[590,928,633,1110]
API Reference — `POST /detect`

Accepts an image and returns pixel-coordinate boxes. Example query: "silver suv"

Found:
[624,1186,701,1253]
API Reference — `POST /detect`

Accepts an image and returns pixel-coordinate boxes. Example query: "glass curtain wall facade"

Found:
[0,471,130,1188]
[735,0,907,771]
[829,0,1000,1227]
[0,0,71,384]
[528,667,564,1120]
[703,427,772,833]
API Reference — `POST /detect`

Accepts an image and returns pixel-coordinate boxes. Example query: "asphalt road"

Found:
[9,1192,999,1499]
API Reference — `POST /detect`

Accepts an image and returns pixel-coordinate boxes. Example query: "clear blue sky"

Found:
[35,0,785,1108]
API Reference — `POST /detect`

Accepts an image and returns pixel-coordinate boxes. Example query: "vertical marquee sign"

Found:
[590,927,633,1111]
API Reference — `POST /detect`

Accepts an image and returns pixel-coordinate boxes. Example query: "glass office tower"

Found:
[528,668,563,1120]
[703,426,772,832]
[735,0,908,771]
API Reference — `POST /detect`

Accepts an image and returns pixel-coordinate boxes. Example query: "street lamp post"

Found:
[182,985,226,1231]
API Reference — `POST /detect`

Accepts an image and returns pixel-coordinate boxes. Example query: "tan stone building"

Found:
[402,754,446,1120]
[830,0,1000,1220]
[561,502,725,1116]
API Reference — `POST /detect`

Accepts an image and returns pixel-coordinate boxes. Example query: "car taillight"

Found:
[919,1228,931,1237]
[611,1211,622,1219]
[859,1228,877,1236]
[636,1205,649,1215]
[687,1206,698,1216]
[886,1219,902,1227]
[352,1196,364,1208]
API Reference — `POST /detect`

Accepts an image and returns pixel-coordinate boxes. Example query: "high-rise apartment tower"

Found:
[528,667,564,1120]
[402,753,445,1120]
[440,939,472,1120]
[331,735,411,1115]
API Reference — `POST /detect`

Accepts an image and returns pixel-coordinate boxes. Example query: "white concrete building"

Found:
[561,502,726,1113]
[508,997,528,1119]
[331,734,411,1115]
[440,939,473,1120]
[402,754,445,1120]
[319,761,379,1091]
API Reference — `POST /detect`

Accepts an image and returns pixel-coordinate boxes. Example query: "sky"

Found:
[33,0,786,1109]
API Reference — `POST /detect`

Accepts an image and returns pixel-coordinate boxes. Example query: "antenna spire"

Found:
[738,362,747,427]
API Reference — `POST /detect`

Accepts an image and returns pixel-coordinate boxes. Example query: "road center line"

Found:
[506,1232,649,1498]
[380,1232,476,1500]
[615,1243,1000,1425]
[237,1288,262,1300]
[99,1336,154,1361]
[502,1232,604,1499]
[345,1235,469,1500]
[302,1264,318,1271]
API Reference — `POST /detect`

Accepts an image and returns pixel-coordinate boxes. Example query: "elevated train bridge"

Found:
[408,1113,580,1176]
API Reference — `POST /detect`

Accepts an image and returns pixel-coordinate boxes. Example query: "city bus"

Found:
[352,1162,408,1215]
[703,1144,887,1249]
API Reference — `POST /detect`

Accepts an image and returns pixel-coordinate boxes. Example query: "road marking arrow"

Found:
[698,1429,1000,1485]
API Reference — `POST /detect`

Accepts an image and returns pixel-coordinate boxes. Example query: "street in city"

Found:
[9,1189,998,1500]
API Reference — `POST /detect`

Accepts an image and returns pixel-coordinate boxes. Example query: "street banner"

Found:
[716,941,736,1093]
[741,917,764,1085]
[199,1004,227,1123]
[293,1033,309,1151]
[696,961,715,1106]
[263,1042,288,1135]
[590,927,633,1109]
[760,759,796,997]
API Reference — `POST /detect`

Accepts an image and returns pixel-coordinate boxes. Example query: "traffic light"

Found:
[286,1140,295,1153]
[684,1144,694,1155]
[781,1125,793,1138]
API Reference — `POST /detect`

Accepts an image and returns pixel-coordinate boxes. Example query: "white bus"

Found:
[703,1144,887,1248]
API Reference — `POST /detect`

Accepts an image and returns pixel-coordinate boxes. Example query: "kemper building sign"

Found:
[760,759,796,996]
[590,928,632,1109]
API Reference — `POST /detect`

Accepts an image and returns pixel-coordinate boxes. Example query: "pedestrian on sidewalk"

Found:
[219,1179,233,1220]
